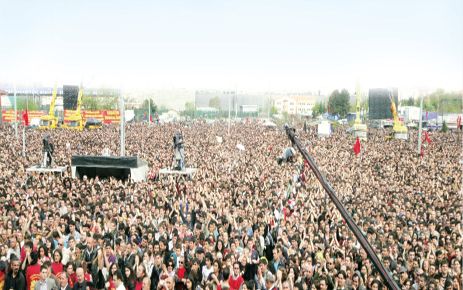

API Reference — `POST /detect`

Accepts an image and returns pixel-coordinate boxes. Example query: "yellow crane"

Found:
[389,90,408,140]
[62,86,84,131]
[39,85,59,129]
[352,83,368,140]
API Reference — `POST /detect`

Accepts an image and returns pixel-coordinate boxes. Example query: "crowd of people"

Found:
[0,119,461,290]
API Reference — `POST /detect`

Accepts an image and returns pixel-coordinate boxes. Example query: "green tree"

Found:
[209,96,221,110]
[158,105,168,113]
[82,96,99,110]
[183,101,196,118]
[423,89,462,113]
[101,97,118,110]
[270,106,278,116]
[312,101,326,117]
[400,96,416,106]
[328,89,350,118]
[142,98,157,113]
[442,120,448,132]
[185,101,195,112]
[16,97,41,111]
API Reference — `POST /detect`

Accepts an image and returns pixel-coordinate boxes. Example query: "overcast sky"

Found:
[0,0,461,94]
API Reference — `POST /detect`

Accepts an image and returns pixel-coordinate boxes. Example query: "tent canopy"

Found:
[263,120,277,128]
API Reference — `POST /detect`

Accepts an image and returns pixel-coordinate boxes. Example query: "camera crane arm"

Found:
[284,125,400,290]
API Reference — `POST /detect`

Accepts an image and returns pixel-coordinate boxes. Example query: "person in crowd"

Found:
[34,264,57,290]
[4,256,26,290]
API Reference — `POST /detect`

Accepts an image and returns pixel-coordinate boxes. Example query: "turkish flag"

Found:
[353,137,361,156]
[424,131,431,144]
[22,110,29,126]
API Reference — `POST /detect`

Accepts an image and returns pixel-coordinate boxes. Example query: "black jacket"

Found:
[4,271,26,290]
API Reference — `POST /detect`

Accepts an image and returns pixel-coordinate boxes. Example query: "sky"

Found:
[0,0,462,95]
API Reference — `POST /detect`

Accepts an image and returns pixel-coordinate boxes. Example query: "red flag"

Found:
[22,110,29,126]
[424,131,431,144]
[149,114,153,122]
[353,137,361,156]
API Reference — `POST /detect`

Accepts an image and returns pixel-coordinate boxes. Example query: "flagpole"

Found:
[148,98,151,126]
[119,92,125,156]
[23,91,29,157]
[417,95,423,155]
[228,92,231,135]
[14,85,18,140]
[22,125,25,157]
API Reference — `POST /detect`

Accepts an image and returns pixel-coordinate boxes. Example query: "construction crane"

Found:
[389,90,408,140]
[352,83,368,140]
[62,86,84,131]
[39,85,59,130]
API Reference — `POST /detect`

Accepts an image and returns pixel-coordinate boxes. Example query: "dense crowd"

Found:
[0,120,461,290]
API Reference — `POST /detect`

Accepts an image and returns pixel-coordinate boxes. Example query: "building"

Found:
[273,95,317,116]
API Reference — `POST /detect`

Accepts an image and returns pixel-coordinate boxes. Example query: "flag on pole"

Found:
[424,131,431,144]
[353,137,361,156]
[22,110,29,126]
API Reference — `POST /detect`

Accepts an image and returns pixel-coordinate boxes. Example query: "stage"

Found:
[159,167,197,179]
[26,165,68,176]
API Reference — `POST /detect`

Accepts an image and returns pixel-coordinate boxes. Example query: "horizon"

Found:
[0,0,461,95]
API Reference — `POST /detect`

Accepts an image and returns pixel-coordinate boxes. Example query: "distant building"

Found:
[194,90,268,113]
[195,90,237,111]
[274,95,317,116]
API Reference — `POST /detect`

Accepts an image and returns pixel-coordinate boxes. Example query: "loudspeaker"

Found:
[63,85,79,110]
[368,88,398,120]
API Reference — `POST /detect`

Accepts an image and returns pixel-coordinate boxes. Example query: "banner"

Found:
[64,110,78,117]
[83,110,105,122]
[103,110,120,124]
[2,110,45,123]
[1,110,120,124]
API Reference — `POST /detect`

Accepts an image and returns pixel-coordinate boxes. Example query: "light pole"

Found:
[14,85,18,140]
[119,92,125,156]
[228,92,231,135]
[417,95,423,155]
[148,98,151,126]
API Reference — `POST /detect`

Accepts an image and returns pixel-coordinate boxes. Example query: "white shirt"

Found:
[202,265,214,283]
[116,283,126,290]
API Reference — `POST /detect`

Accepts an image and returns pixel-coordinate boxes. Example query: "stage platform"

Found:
[26,165,68,176]
[159,167,197,179]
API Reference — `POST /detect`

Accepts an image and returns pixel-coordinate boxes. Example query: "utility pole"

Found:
[0,89,2,125]
[148,98,151,126]
[228,92,231,135]
[417,95,423,155]
[268,96,270,119]
[22,91,28,157]
[234,90,238,119]
[119,92,125,156]
[14,85,18,140]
